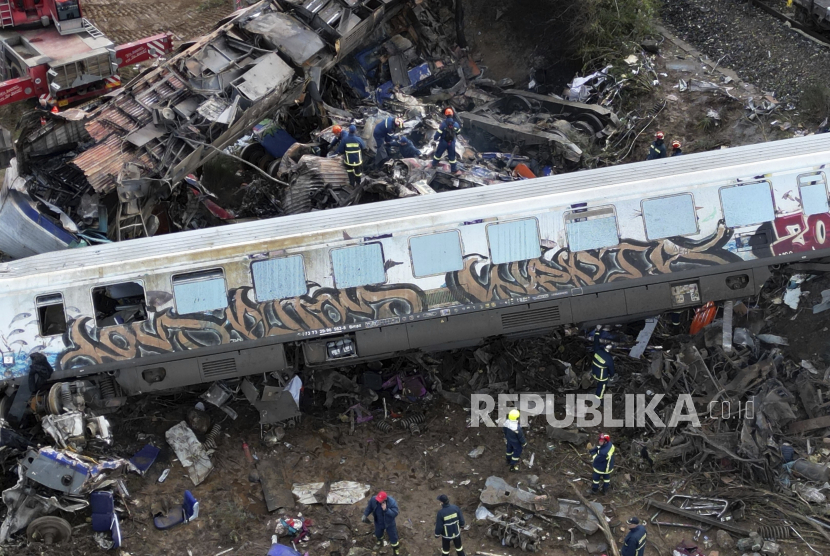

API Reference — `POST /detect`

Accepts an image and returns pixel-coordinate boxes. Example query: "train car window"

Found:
[564,207,619,252]
[720,181,775,227]
[92,281,148,328]
[642,194,698,240]
[251,256,307,301]
[799,173,829,216]
[486,219,541,264]
[172,269,229,314]
[331,243,386,288]
[409,231,463,277]
[36,294,67,337]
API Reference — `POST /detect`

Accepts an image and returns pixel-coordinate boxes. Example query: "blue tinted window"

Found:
[487,219,541,264]
[720,182,774,227]
[331,244,386,288]
[566,215,619,252]
[800,174,829,216]
[410,231,463,277]
[252,256,307,301]
[642,194,698,239]
[173,269,228,314]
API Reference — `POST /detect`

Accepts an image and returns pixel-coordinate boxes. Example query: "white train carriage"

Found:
[1,133,829,408]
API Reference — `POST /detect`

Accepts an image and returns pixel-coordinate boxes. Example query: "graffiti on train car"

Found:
[446,224,742,303]
[56,283,427,371]
[770,212,830,255]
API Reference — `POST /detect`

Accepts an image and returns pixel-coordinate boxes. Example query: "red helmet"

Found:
[444,108,454,116]
[671,140,681,149]
[655,131,664,139]
[332,125,342,135]
[599,434,610,443]
[375,491,388,502]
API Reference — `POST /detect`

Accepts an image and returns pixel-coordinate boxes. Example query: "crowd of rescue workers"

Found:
[322,105,679,186]
[358,327,646,556]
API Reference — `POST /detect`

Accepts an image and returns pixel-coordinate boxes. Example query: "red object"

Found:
[242,442,254,464]
[655,131,664,139]
[444,108,454,116]
[50,105,59,114]
[689,301,717,335]
[513,163,536,179]
[114,33,174,67]
[598,434,610,443]
[671,140,681,149]
[0,0,173,109]
[375,491,387,502]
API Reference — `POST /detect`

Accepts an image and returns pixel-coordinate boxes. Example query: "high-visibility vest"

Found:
[344,140,362,166]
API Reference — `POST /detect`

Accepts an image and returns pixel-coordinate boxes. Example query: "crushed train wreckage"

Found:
[0,0,618,259]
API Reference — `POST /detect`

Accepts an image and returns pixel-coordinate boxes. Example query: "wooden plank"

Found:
[788,415,830,434]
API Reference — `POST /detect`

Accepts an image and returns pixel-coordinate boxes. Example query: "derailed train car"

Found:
[0,134,829,413]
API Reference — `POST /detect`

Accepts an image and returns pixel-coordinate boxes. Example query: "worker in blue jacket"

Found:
[432,108,462,173]
[362,491,401,555]
[435,494,466,556]
[337,124,366,186]
[646,131,667,160]
[503,409,527,471]
[621,517,647,556]
[590,326,615,405]
[397,136,421,159]
[588,434,616,495]
[373,116,404,168]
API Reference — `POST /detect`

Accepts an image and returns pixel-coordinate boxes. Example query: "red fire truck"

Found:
[0,0,173,107]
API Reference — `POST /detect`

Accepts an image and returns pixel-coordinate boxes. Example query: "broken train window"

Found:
[92,281,148,328]
[172,269,229,314]
[564,207,619,252]
[36,293,68,337]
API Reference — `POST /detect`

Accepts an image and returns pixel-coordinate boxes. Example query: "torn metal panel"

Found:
[457,111,583,163]
[232,52,295,106]
[240,11,328,67]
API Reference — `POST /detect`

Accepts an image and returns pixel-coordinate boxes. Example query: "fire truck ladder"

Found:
[82,18,105,39]
[0,0,14,28]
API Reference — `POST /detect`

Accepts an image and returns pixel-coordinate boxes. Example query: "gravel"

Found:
[661,0,830,102]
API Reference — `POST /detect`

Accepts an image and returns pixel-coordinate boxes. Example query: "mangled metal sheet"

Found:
[457,112,583,163]
[232,52,295,104]
[240,11,327,66]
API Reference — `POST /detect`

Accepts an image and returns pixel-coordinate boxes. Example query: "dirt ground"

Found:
[6,375,726,556]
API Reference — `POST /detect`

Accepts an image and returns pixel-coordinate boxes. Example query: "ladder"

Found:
[0,0,14,29]
[83,18,105,39]
[115,199,148,241]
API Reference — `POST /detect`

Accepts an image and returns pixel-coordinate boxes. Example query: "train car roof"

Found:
[2,133,830,280]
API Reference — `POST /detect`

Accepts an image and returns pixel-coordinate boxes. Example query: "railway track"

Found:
[749,0,830,47]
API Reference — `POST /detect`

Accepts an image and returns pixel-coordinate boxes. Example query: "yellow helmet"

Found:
[508,409,520,421]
